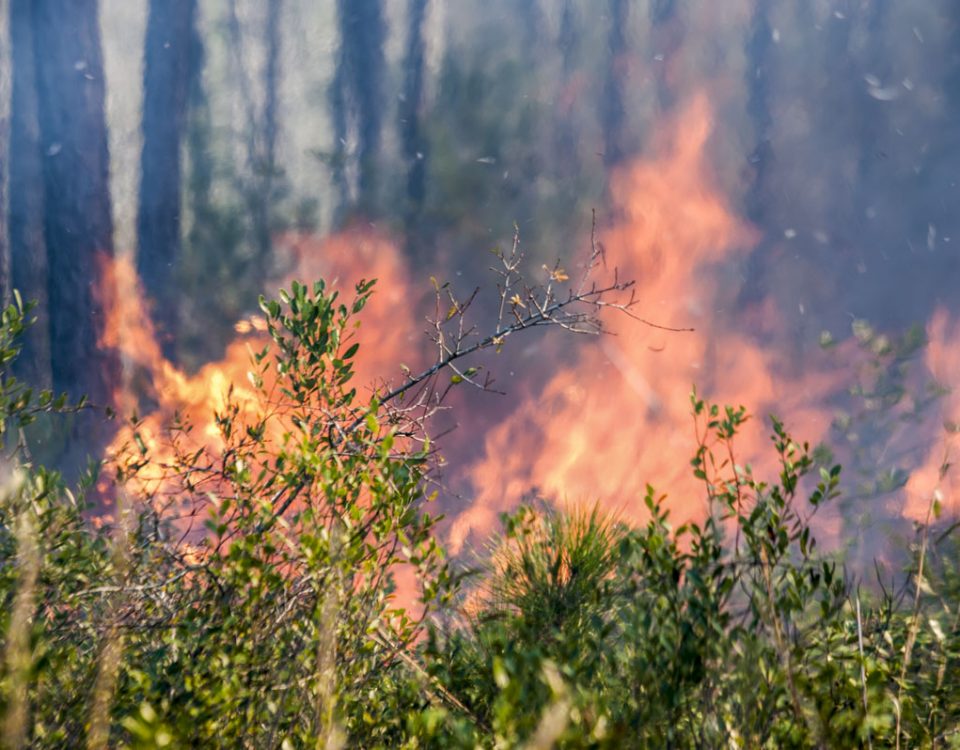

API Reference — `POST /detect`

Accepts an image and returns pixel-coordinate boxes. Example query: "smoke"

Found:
[428,0,960,558]
[448,95,843,553]
[60,0,960,562]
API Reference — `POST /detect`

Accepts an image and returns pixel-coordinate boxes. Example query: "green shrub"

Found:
[0,283,452,748]
[420,394,960,749]
[1,288,959,749]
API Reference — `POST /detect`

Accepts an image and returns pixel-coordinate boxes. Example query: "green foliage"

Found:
[1,290,960,748]
[0,282,452,747]
[0,293,89,440]
[418,392,960,748]
[826,318,942,566]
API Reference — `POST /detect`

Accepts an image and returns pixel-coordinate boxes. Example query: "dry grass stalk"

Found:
[315,519,345,750]
[3,482,40,750]
[87,493,134,750]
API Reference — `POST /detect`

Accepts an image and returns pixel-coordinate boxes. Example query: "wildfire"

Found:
[904,309,960,522]
[449,94,838,553]
[101,227,420,502]
[96,98,958,567]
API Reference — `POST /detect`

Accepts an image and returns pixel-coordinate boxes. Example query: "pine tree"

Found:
[137,0,196,361]
[31,0,119,408]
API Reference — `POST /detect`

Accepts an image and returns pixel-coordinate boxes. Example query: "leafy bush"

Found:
[419,396,960,748]
[0,283,453,748]
[1,287,959,749]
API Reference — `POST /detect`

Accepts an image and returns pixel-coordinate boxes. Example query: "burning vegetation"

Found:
[2,0,960,746]
[0,92,958,746]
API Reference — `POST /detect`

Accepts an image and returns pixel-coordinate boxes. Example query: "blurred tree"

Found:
[31,0,118,408]
[175,2,288,369]
[224,0,284,266]
[257,0,282,257]
[331,0,386,218]
[601,0,629,167]
[744,0,773,226]
[177,4,246,367]
[8,0,49,388]
[399,0,429,255]
[853,0,891,205]
[649,0,682,111]
[553,0,580,172]
[513,0,543,55]
[0,4,8,301]
[950,0,960,110]
[137,0,196,362]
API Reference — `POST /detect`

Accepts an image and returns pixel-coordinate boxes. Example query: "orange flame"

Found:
[96,96,958,573]
[450,94,837,553]
[904,309,960,522]
[102,227,419,501]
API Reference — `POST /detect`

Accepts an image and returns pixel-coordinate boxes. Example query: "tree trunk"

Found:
[223,0,280,267]
[252,0,281,264]
[9,0,49,387]
[649,0,682,111]
[138,0,196,362]
[602,0,628,167]
[31,0,118,408]
[0,1,10,303]
[400,0,429,249]
[744,0,773,225]
[515,0,543,55]
[332,0,385,217]
[330,55,349,216]
[553,0,580,174]
[263,0,280,187]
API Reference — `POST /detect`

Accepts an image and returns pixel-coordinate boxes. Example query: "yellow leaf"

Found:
[509,294,525,308]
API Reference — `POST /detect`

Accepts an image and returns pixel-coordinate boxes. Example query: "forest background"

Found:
[0,0,960,746]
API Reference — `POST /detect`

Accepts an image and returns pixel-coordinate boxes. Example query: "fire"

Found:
[449,94,837,553]
[102,227,419,502]
[96,97,957,571]
[904,309,960,522]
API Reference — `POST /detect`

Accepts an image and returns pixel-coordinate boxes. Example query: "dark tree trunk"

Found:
[948,3,960,148]
[744,0,774,225]
[251,0,281,264]
[558,0,577,73]
[852,0,889,183]
[649,0,682,111]
[602,0,629,167]
[31,0,118,407]
[554,0,580,173]
[332,0,385,217]
[0,10,9,303]
[8,0,50,388]
[138,0,196,361]
[399,0,429,248]
[816,1,876,238]
[330,59,349,214]
[185,8,212,252]
[224,0,279,267]
[263,0,280,183]
[515,0,543,54]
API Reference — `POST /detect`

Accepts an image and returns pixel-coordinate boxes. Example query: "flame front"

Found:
[96,96,959,564]
[450,95,837,553]
[102,227,419,501]
[904,309,960,522]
